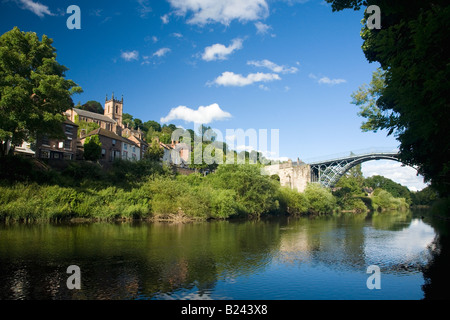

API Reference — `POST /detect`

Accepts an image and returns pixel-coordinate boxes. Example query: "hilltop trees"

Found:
[76,101,104,114]
[327,0,450,197]
[0,27,82,156]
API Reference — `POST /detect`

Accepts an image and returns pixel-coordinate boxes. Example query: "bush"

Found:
[371,189,408,211]
[304,183,336,214]
[207,164,279,217]
[278,187,309,215]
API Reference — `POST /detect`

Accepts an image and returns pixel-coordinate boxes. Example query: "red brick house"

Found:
[36,119,78,160]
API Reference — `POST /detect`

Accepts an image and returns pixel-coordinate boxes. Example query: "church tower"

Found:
[104,92,124,128]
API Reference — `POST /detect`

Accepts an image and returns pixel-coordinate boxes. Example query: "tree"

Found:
[364,175,412,204]
[74,115,99,138]
[327,0,450,197]
[83,135,102,161]
[122,113,134,129]
[78,101,104,114]
[144,139,164,161]
[143,120,161,133]
[0,27,82,156]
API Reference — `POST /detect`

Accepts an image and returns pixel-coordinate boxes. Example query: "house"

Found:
[65,93,151,160]
[36,119,78,160]
[80,128,140,162]
[161,140,191,166]
[14,141,35,158]
[121,136,141,161]
[126,134,148,160]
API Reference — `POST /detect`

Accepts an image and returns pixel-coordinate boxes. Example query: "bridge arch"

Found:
[309,152,403,188]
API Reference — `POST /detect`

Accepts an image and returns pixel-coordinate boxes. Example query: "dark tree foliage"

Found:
[78,101,104,114]
[327,0,450,196]
[83,135,102,161]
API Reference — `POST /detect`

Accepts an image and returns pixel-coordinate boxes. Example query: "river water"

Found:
[0,210,448,300]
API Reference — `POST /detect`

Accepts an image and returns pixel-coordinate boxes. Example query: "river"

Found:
[0,210,448,300]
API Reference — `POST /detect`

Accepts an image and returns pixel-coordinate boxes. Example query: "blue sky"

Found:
[0,0,428,190]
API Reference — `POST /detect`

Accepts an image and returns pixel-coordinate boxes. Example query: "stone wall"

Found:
[263,162,311,193]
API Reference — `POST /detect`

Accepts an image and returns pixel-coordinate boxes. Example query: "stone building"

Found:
[65,93,124,136]
[264,159,311,193]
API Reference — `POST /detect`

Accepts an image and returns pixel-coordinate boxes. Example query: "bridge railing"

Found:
[304,147,399,165]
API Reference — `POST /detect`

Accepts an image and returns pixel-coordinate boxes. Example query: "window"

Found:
[132,146,136,153]
[64,153,72,160]
[41,136,49,146]
[102,149,106,158]
[41,150,50,158]
[123,151,128,158]
[65,125,73,135]
[116,106,118,114]
[64,140,71,149]
[124,144,127,150]
[112,139,116,146]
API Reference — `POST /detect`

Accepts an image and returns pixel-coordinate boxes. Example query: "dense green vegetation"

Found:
[327,0,449,197]
[0,27,82,157]
[0,154,435,223]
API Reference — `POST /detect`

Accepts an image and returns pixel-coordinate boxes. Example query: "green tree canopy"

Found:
[328,0,450,196]
[83,135,102,161]
[78,100,104,114]
[144,139,164,161]
[364,175,412,204]
[0,27,82,156]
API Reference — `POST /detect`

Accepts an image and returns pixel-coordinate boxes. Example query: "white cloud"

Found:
[318,77,347,85]
[209,71,281,87]
[202,38,243,61]
[167,0,269,25]
[362,161,428,191]
[121,50,139,61]
[161,14,170,24]
[309,73,346,85]
[137,0,152,18]
[254,21,273,35]
[247,59,298,74]
[153,48,171,57]
[16,0,53,17]
[160,103,232,124]
[171,32,183,38]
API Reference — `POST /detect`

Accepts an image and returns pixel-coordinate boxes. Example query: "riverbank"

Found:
[0,156,419,223]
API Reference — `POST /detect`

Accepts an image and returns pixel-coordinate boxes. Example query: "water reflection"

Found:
[0,211,446,300]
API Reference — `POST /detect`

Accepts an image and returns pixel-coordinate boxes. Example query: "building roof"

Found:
[83,128,138,147]
[73,108,117,124]
[63,118,79,126]
[128,134,149,147]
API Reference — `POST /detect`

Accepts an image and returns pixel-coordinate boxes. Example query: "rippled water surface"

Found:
[0,211,443,300]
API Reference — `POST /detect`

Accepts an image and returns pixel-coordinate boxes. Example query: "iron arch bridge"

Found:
[308,149,400,188]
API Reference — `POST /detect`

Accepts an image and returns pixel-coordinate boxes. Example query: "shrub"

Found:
[207,164,279,217]
[304,183,336,214]
[278,187,309,215]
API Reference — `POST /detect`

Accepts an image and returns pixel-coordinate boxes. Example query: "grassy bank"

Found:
[0,156,414,223]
